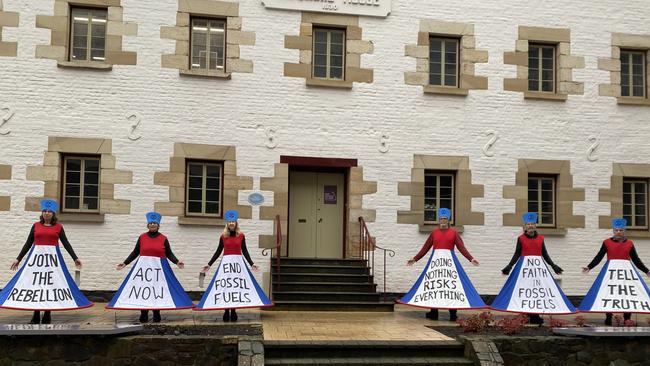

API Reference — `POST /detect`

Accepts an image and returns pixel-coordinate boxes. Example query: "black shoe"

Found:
[223,310,231,322]
[605,314,612,326]
[449,310,458,322]
[29,311,40,325]
[231,310,238,322]
[139,311,149,323]
[41,311,51,324]
[425,309,439,320]
[529,314,544,325]
[152,311,161,323]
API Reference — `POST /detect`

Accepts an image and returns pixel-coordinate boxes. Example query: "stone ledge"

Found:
[57,60,113,71]
[178,216,224,226]
[524,91,568,101]
[537,227,568,236]
[306,78,353,89]
[180,68,232,79]
[58,213,106,223]
[617,97,650,106]
[423,85,469,96]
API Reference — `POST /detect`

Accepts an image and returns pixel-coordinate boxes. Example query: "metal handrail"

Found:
[358,217,395,301]
[261,214,282,299]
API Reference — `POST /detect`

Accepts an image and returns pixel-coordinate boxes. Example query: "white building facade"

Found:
[0,0,649,297]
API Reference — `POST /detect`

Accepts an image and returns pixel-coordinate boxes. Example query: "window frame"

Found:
[184,160,224,218]
[60,155,101,214]
[620,49,647,98]
[527,175,556,228]
[428,36,460,88]
[423,170,455,225]
[312,27,346,81]
[528,43,557,93]
[68,6,108,63]
[189,17,227,71]
[623,178,649,230]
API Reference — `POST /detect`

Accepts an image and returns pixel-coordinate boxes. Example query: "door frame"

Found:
[282,155,357,259]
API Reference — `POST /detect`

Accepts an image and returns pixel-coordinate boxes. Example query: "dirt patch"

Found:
[139,324,263,336]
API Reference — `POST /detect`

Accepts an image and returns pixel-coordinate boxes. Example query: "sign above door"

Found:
[261,0,391,18]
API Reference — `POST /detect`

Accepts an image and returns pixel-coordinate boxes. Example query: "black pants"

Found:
[605,312,631,324]
[426,309,457,320]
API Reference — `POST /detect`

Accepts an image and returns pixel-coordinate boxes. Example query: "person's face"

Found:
[439,217,449,229]
[525,222,537,234]
[147,222,159,232]
[42,210,54,222]
[227,221,237,230]
[613,228,625,238]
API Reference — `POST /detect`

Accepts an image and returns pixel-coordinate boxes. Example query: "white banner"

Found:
[110,256,176,309]
[1,246,78,310]
[585,260,650,312]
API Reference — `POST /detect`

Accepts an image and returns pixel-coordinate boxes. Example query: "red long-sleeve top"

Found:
[413,228,474,262]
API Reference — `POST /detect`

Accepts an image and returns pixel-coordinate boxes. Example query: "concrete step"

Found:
[277,257,368,267]
[272,291,382,302]
[264,340,470,365]
[273,264,370,275]
[264,301,395,312]
[273,282,377,293]
[264,357,474,366]
[272,273,374,283]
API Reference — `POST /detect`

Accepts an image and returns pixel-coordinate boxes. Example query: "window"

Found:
[312,28,345,80]
[186,161,222,217]
[621,50,646,98]
[429,37,459,87]
[424,171,454,223]
[623,179,648,229]
[190,18,226,71]
[528,176,555,226]
[62,156,100,212]
[70,7,107,62]
[528,44,555,92]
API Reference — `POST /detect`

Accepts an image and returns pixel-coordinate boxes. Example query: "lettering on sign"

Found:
[262,0,391,17]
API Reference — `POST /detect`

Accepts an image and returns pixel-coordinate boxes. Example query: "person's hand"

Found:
[646,271,650,278]
[581,267,590,274]
[201,265,210,274]
[10,260,19,271]
[177,261,185,269]
[501,268,510,275]
[116,263,126,270]
[74,259,82,269]
[251,264,259,272]
[471,259,480,266]
[552,265,563,275]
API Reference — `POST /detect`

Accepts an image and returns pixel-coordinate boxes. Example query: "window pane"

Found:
[542,81,553,92]
[529,47,539,58]
[189,176,203,189]
[188,164,203,176]
[424,174,437,187]
[66,171,81,184]
[188,189,202,201]
[430,74,441,85]
[206,165,221,177]
[187,201,202,213]
[206,177,220,189]
[444,75,456,87]
[424,210,435,222]
[83,197,98,210]
[424,198,436,211]
[314,30,327,43]
[313,66,327,78]
[205,202,219,214]
[430,51,441,63]
[429,39,442,52]
[541,214,553,224]
[84,184,98,198]
[65,184,80,197]
[65,197,80,210]
[542,47,554,58]
[206,189,220,202]
[424,188,436,199]
[84,172,99,185]
[330,67,343,80]
[528,80,539,91]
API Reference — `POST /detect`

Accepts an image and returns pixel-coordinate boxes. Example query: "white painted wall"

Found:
[0,0,648,296]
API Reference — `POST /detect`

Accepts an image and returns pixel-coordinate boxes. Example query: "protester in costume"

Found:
[1,199,92,324]
[108,212,193,322]
[491,212,575,324]
[400,208,484,321]
[580,218,650,325]
[195,210,272,321]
